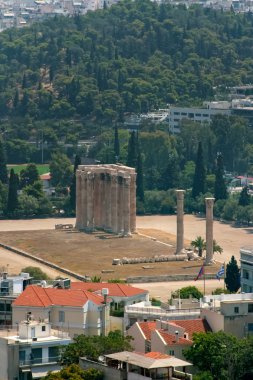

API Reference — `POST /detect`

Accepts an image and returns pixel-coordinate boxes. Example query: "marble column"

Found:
[93,172,101,228]
[105,173,112,231]
[100,173,106,229]
[205,197,215,265]
[111,174,118,233]
[75,171,82,229]
[130,173,137,233]
[176,190,185,254]
[81,172,87,229]
[86,172,94,231]
[117,174,124,234]
[123,176,131,236]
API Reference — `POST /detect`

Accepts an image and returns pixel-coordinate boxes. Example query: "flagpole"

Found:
[223,262,226,291]
[204,263,206,296]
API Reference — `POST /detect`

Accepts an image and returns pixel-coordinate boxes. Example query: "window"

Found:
[59,311,65,323]
[49,346,59,362]
[243,270,249,279]
[169,350,175,356]
[234,307,239,314]
[42,325,46,332]
[248,304,253,313]
[248,323,253,332]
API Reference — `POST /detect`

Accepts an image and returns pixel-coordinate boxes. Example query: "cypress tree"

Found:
[192,142,206,198]
[127,131,137,168]
[159,154,180,190]
[136,143,144,202]
[70,155,81,211]
[238,186,250,206]
[114,125,120,162]
[7,169,18,214]
[225,255,241,292]
[0,139,8,184]
[214,153,228,201]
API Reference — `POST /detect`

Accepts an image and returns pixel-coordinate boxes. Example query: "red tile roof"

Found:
[158,330,192,346]
[71,282,148,298]
[138,321,156,340]
[170,319,211,339]
[40,173,51,180]
[13,285,105,307]
[144,352,171,359]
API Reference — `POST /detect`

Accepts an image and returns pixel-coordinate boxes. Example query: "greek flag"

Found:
[216,265,225,280]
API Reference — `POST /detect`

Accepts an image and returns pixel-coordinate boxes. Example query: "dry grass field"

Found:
[0,228,219,280]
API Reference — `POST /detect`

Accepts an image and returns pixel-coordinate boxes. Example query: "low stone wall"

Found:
[0,242,88,281]
[127,273,217,283]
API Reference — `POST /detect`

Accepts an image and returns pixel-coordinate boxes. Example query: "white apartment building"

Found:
[240,247,253,293]
[0,319,71,380]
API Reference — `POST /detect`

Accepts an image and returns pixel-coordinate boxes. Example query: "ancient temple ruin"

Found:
[75,164,136,236]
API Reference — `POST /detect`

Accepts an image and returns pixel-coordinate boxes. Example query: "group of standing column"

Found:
[176,190,215,265]
[75,164,136,236]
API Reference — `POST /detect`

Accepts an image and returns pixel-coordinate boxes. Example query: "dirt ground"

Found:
[0,214,250,280]
[0,228,219,280]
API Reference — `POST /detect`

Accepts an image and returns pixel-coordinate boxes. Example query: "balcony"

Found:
[19,356,61,367]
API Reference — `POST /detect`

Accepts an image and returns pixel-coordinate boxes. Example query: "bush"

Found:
[212,288,231,295]
[22,266,50,280]
[173,286,203,300]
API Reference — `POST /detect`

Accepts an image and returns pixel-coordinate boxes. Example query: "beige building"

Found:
[201,293,253,338]
[127,319,211,360]
[0,319,71,380]
[12,285,110,338]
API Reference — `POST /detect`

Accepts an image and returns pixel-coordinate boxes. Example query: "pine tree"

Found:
[136,144,144,202]
[114,125,120,162]
[214,153,228,201]
[159,154,180,190]
[192,142,206,198]
[69,155,81,211]
[0,139,8,184]
[238,186,250,206]
[225,255,241,292]
[7,169,18,214]
[127,131,137,168]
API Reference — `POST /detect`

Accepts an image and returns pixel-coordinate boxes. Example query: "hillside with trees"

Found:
[0,0,253,162]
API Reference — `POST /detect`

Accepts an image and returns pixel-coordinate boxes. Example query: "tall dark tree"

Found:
[214,153,228,201]
[127,131,137,168]
[136,144,144,202]
[159,154,180,190]
[114,125,120,162]
[20,163,39,188]
[7,169,18,214]
[192,142,206,198]
[70,154,81,211]
[238,186,250,206]
[0,139,8,184]
[225,255,241,293]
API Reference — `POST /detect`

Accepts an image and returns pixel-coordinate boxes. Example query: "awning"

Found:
[31,365,61,379]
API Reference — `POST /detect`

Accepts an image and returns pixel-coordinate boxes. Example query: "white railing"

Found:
[19,355,60,366]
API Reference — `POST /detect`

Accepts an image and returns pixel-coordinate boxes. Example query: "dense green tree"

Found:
[62,330,132,364]
[192,142,206,198]
[172,286,203,300]
[225,255,240,293]
[238,186,251,206]
[127,131,137,168]
[0,139,8,184]
[50,152,73,189]
[69,154,81,211]
[7,169,18,214]
[43,364,103,380]
[114,124,120,161]
[136,144,144,202]
[159,154,180,190]
[23,180,44,199]
[21,266,50,280]
[214,153,228,201]
[19,163,39,188]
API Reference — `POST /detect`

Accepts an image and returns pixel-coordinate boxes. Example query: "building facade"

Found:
[240,247,253,293]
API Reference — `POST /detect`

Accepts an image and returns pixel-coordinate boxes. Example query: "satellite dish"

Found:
[98,355,105,362]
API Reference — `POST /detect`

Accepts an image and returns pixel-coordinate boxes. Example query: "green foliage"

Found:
[238,186,251,207]
[21,266,50,280]
[19,163,39,188]
[7,168,18,214]
[114,124,120,161]
[90,276,101,283]
[191,236,205,257]
[192,142,206,198]
[43,364,103,380]
[214,153,228,201]
[69,154,81,211]
[212,288,230,295]
[184,332,253,380]
[151,297,161,306]
[0,139,8,184]
[225,255,241,293]
[62,330,132,364]
[50,152,72,189]
[173,286,203,300]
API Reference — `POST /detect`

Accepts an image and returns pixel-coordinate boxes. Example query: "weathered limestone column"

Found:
[105,172,112,231]
[130,173,137,233]
[205,197,215,265]
[93,171,101,228]
[86,172,94,231]
[100,173,106,229]
[111,174,118,233]
[117,174,124,234]
[75,171,82,229]
[123,176,131,236]
[176,189,185,254]
[81,171,87,229]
